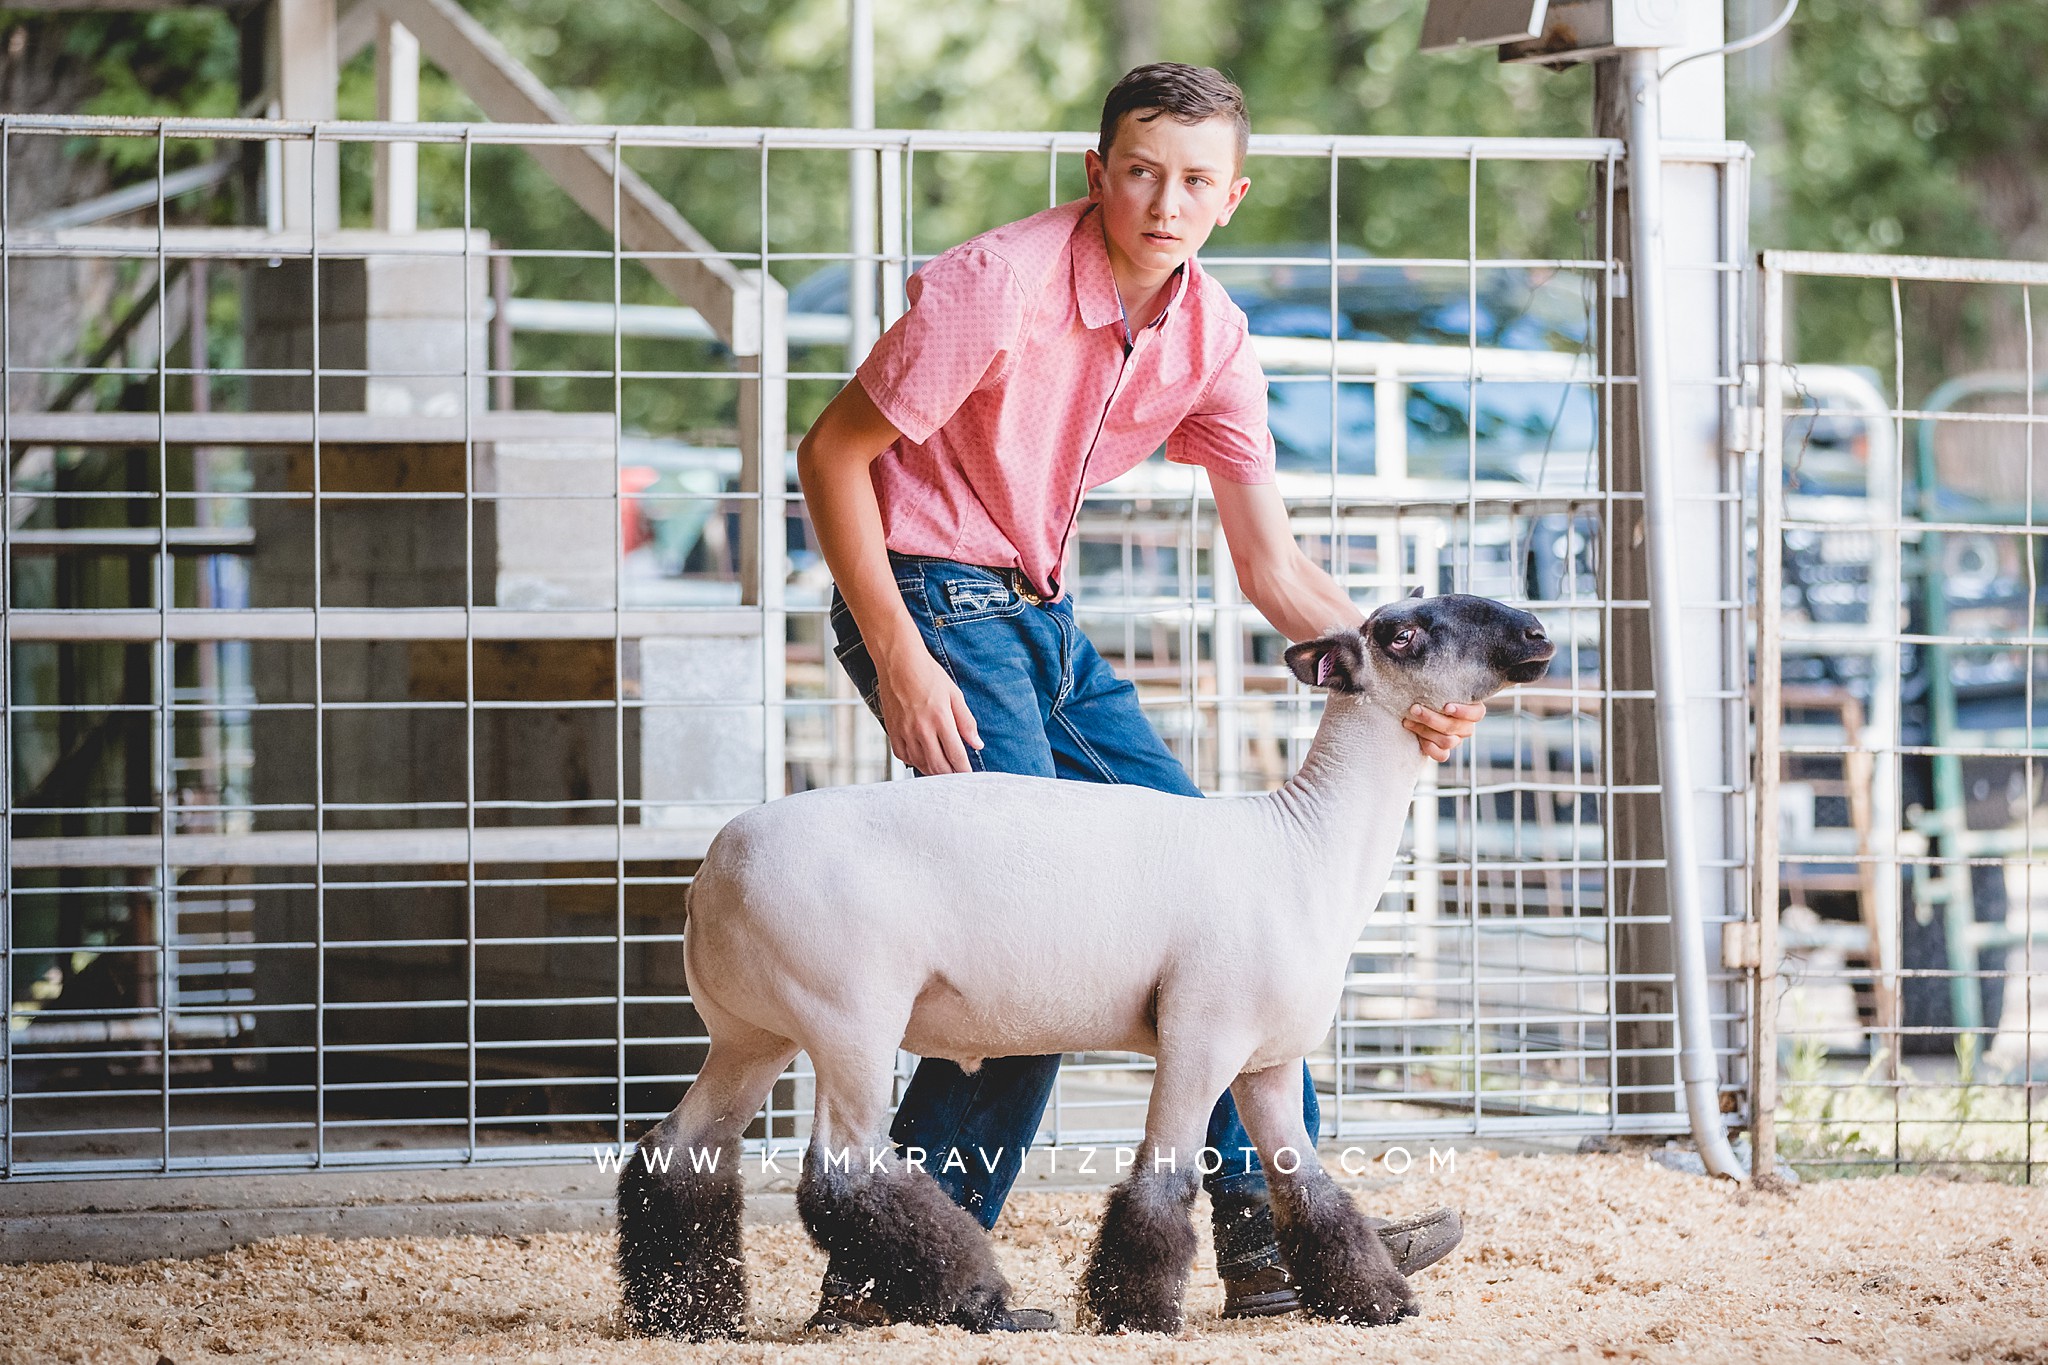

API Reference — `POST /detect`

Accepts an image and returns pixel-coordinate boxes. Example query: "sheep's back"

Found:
[682,772,1299,1054]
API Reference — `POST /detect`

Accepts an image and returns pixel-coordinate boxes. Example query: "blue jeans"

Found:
[829,553,1319,1230]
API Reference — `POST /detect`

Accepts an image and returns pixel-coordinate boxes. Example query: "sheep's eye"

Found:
[1391,628,1415,651]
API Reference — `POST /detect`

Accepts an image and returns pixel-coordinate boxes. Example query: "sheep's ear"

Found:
[1408,585,1424,599]
[1285,631,1368,694]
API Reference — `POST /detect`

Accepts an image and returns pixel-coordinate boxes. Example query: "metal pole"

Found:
[1751,261,1785,1178]
[846,0,878,365]
[1621,47,1747,1180]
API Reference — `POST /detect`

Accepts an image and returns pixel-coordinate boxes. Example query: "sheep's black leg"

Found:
[1269,1163,1416,1326]
[797,1154,1012,1331]
[1082,1165,1200,1333]
[616,1133,748,1340]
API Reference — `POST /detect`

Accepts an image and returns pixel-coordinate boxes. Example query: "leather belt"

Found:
[999,568,1045,605]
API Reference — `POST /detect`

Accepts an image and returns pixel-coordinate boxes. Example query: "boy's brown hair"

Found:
[1097,63,1249,172]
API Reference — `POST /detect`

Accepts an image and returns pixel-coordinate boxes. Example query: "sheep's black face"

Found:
[1285,592,1554,706]
[1371,593,1554,690]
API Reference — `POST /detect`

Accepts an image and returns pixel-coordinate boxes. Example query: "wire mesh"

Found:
[3,114,1750,1179]
[1756,250,2048,1184]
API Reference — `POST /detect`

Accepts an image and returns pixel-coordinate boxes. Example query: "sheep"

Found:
[615,590,1553,1339]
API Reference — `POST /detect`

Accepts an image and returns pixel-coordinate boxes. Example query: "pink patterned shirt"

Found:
[856,198,1275,600]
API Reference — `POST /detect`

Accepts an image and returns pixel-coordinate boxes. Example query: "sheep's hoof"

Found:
[615,1145,748,1340]
[797,1163,1013,1330]
[1305,1269,1418,1327]
[1086,1293,1186,1336]
[1271,1167,1417,1327]
[621,1291,746,1342]
[1082,1168,1198,1335]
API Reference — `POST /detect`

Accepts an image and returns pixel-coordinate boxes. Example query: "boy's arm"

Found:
[796,380,984,774]
[1210,476,1481,762]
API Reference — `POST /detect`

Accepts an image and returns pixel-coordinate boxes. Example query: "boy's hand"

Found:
[1405,701,1482,763]
[878,650,984,775]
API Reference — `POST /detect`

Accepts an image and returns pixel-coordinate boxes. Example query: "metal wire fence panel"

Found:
[3,114,1749,1178]
[1755,250,2048,1184]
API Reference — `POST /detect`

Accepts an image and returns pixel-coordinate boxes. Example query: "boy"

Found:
[795,63,1474,1329]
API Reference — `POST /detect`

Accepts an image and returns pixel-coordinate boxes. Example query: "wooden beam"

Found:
[6,607,767,642]
[6,819,729,869]
[367,0,759,351]
[0,226,486,257]
[373,16,420,232]
[338,0,379,64]
[276,0,341,232]
[3,409,614,445]
[8,527,256,552]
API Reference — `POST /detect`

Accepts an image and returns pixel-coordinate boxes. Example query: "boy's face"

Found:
[1085,111,1251,280]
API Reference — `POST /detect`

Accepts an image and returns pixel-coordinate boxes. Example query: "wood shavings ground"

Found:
[5,1151,2044,1364]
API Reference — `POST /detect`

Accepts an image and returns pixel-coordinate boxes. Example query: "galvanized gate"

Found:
[1752,251,2048,1182]
[3,113,1753,1179]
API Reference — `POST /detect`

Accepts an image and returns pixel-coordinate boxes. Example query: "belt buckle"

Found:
[1011,571,1043,606]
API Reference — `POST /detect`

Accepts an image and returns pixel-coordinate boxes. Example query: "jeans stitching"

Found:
[918,1063,992,1191]
[1053,707,1123,784]
[913,593,987,774]
[1047,609,1122,783]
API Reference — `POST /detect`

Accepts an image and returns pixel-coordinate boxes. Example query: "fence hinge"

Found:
[1730,403,1766,455]
[1721,921,1763,970]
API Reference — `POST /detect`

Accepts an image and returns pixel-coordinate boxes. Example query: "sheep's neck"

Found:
[1273,690,1429,935]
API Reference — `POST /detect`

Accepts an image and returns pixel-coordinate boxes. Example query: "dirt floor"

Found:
[5,1150,2046,1364]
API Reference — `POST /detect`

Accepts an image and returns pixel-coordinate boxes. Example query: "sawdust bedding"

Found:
[6,1151,2045,1364]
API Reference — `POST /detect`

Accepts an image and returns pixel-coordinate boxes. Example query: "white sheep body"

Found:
[685,702,1422,1074]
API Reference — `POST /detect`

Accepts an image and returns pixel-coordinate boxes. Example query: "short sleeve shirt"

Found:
[856,198,1275,600]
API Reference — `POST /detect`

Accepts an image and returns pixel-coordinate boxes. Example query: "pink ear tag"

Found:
[1315,652,1335,687]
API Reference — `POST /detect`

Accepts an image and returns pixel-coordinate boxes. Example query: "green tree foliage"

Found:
[1764,0,2048,380]
[14,1,2046,405]
[0,8,239,176]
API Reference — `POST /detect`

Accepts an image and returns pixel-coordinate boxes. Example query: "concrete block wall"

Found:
[639,635,767,826]
[487,436,618,610]
[235,232,763,1108]
[245,233,489,417]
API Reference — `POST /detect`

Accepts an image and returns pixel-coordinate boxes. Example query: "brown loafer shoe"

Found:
[1220,1250,1301,1318]
[1371,1206,1465,1278]
[1219,1206,1465,1319]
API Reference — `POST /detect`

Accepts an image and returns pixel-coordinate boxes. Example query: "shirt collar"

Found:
[1073,203,1192,333]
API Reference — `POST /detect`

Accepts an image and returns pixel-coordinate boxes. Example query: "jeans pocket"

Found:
[828,598,885,717]
[932,573,1023,625]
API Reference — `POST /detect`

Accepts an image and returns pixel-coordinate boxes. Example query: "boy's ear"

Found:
[1284,630,1368,694]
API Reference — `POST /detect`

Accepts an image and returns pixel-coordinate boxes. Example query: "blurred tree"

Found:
[0,9,238,409]
[12,0,2048,404]
[1765,0,2048,381]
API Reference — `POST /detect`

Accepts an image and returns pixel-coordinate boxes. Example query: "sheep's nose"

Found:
[1524,625,1548,643]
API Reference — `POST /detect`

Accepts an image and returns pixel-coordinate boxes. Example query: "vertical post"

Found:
[736,268,789,799]
[1619,46,1745,1179]
[1730,0,1782,244]
[1752,261,1785,1179]
[373,17,420,234]
[846,0,878,365]
[188,260,225,828]
[490,253,514,412]
[275,0,340,233]
[1212,516,1243,793]
[878,142,906,329]
[0,120,11,1179]
[1373,370,1407,481]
